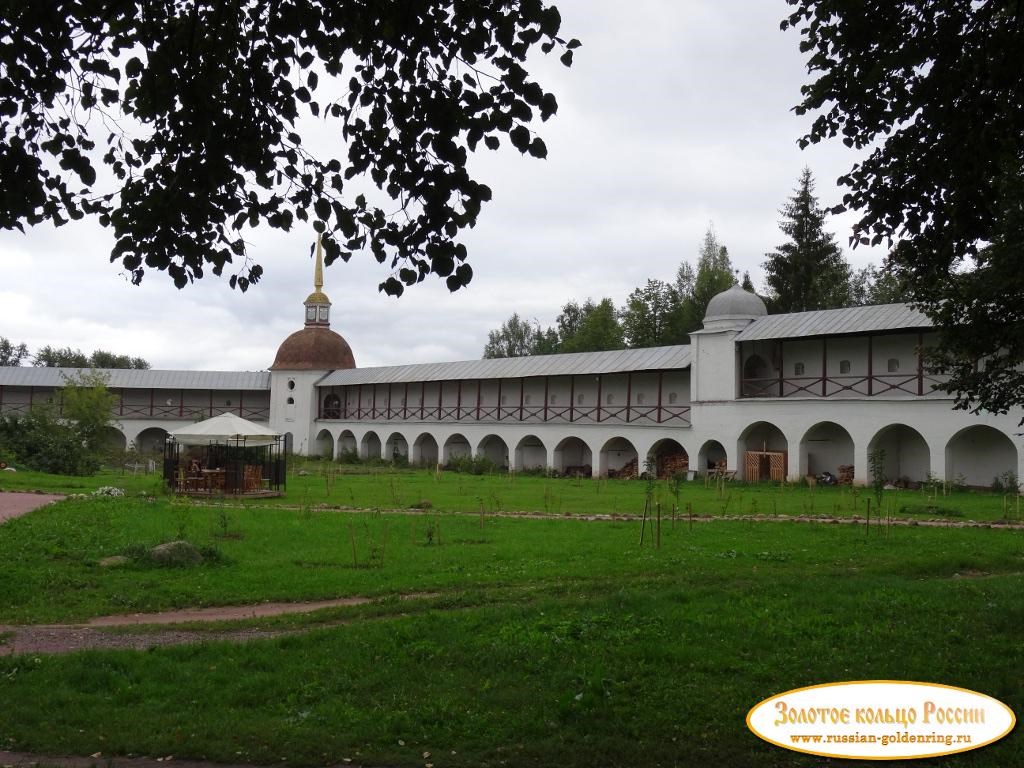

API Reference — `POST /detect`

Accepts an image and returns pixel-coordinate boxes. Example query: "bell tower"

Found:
[303,235,331,327]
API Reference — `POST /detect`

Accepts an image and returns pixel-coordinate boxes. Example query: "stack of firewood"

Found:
[838,464,855,485]
[658,453,690,479]
[617,457,640,479]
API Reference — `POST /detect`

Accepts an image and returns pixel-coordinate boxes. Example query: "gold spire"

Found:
[314,233,324,293]
[304,233,331,308]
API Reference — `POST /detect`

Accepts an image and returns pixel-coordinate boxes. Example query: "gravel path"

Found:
[0,491,64,523]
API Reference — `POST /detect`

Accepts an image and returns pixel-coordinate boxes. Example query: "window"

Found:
[525,394,532,405]
[287,380,296,390]
[225,399,232,407]
[794,362,805,376]
[577,393,585,405]
[637,392,646,405]
[549,394,558,405]
[323,394,341,419]
[668,392,678,405]
[606,393,615,405]
[839,359,851,375]
[501,394,508,405]
[318,306,329,321]
[286,397,295,405]
[887,358,900,373]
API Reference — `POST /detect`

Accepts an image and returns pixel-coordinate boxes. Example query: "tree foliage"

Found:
[691,226,736,322]
[784,0,1024,416]
[558,299,623,353]
[0,337,29,366]
[482,298,623,358]
[0,370,116,474]
[619,279,679,348]
[0,1,576,295]
[33,346,150,369]
[762,168,852,312]
[482,313,539,359]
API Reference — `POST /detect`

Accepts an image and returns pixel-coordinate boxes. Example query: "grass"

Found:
[1,470,1023,766]
[6,463,1021,523]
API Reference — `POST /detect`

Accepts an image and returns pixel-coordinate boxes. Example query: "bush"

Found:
[0,405,100,475]
[992,471,1020,494]
[445,455,498,475]
[337,449,361,464]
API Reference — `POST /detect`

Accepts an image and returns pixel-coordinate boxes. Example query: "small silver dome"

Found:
[703,284,767,322]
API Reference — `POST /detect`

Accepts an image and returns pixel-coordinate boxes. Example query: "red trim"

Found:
[625,373,632,423]
[656,371,663,423]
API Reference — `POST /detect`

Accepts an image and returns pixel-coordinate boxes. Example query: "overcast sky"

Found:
[0,0,887,373]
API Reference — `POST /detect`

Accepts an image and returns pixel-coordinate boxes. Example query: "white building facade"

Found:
[2,263,1021,488]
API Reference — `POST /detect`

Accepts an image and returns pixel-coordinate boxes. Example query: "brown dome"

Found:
[270,327,356,371]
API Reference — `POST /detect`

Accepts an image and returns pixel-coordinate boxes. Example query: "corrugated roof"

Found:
[318,345,691,386]
[735,303,932,342]
[0,368,271,390]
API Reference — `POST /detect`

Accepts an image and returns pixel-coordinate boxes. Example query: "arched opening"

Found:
[514,434,547,472]
[101,425,127,454]
[738,421,788,482]
[553,436,592,476]
[360,431,381,460]
[322,393,341,419]
[647,438,689,479]
[136,427,169,457]
[868,424,930,486]
[337,429,357,457]
[412,433,439,467]
[799,421,854,480]
[599,436,639,479]
[315,429,334,459]
[442,433,471,464]
[697,440,727,472]
[385,432,409,463]
[283,432,294,454]
[477,434,509,470]
[945,425,1017,488]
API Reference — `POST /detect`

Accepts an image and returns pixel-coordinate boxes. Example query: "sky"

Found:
[0,0,888,373]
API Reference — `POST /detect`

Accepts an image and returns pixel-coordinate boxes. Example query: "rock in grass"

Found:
[149,540,204,566]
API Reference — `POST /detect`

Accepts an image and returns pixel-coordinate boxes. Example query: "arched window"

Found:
[606,393,615,405]
[287,380,296,390]
[794,362,805,376]
[887,358,900,373]
[668,392,678,405]
[501,394,508,405]
[839,359,851,374]
[524,394,532,405]
[323,394,341,419]
[576,393,585,405]
[550,394,558,405]
[637,392,646,405]
[286,397,295,406]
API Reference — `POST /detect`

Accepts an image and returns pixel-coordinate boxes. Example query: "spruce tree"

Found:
[762,168,853,312]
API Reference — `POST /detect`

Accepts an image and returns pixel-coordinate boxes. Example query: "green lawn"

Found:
[1,489,1023,766]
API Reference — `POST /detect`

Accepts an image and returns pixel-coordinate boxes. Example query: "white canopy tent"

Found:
[168,413,281,447]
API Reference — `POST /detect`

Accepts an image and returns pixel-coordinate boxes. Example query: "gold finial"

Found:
[314,233,324,292]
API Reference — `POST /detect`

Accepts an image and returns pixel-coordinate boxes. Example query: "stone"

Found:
[149,540,204,566]
[98,555,130,568]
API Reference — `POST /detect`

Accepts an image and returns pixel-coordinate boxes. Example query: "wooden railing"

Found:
[319,401,692,426]
[740,372,949,399]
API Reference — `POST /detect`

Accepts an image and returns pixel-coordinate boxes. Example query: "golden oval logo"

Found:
[747,681,1015,760]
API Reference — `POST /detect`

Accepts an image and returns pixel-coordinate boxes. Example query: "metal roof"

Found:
[735,303,932,342]
[318,345,692,386]
[0,368,271,390]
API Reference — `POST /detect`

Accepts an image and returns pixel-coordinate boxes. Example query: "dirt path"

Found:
[0,593,436,657]
[0,490,64,523]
